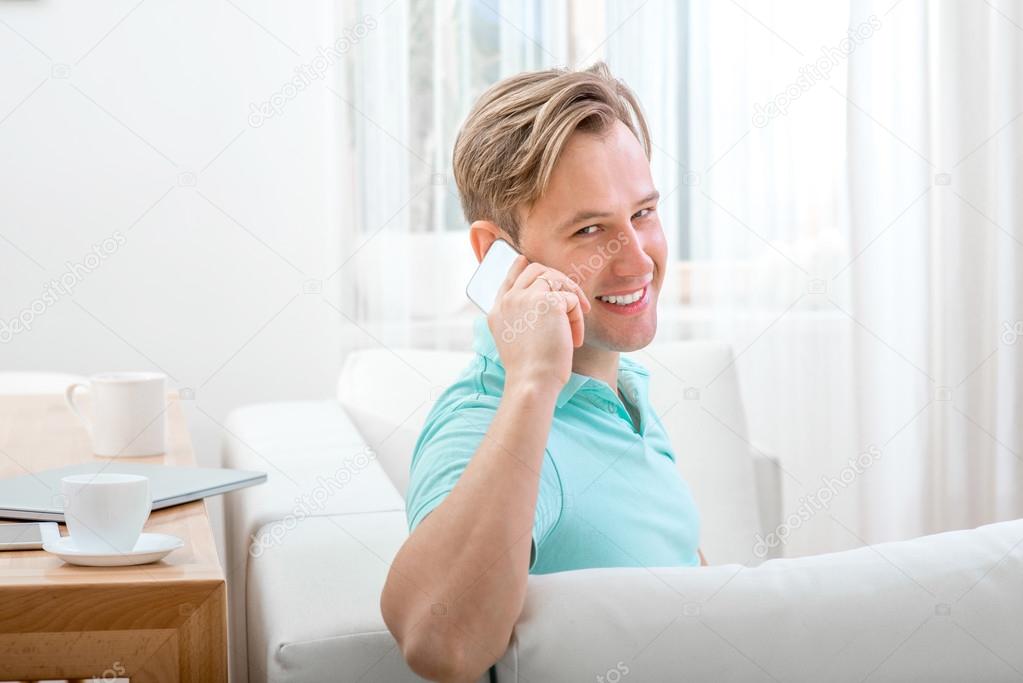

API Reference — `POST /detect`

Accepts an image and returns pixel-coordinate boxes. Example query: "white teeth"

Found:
[598,287,644,305]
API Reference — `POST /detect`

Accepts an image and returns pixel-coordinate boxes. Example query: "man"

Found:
[381,61,704,683]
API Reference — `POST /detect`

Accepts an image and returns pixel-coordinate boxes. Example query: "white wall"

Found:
[0,1,354,557]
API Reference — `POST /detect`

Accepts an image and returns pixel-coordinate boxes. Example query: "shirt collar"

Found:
[472,315,648,409]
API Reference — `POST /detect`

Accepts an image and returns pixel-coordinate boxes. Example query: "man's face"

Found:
[517,119,666,352]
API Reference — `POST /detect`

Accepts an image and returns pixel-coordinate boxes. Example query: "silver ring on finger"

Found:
[537,275,561,292]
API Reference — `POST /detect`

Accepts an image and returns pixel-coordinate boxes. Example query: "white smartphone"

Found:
[0,522,58,550]
[466,239,521,313]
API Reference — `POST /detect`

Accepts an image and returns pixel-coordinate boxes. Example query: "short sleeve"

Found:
[405,394,562,571]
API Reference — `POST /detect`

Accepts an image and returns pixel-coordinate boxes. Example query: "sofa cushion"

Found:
[635,342,763,564]
[337,349,474,498]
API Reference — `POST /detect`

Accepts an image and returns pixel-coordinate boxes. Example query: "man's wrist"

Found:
[503,375,563,405]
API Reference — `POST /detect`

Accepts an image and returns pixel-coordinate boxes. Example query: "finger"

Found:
[554,272,591,314]
[524,271,565,294]
[533,266,589,314]
[496,254,529,300]
[561,291,586,347]
[523,266,591,313]
[513,262,550,291]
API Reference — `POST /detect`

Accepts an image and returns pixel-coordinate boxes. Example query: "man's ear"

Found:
[469,220,507,263]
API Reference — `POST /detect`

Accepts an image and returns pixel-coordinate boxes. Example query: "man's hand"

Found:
[490,255,591,390]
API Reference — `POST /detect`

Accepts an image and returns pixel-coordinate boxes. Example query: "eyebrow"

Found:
[558,189,660,232]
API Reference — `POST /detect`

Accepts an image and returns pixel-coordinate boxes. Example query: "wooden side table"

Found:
[0,393,227,682]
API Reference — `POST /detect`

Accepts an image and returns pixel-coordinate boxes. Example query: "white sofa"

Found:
[222,343,1023,682]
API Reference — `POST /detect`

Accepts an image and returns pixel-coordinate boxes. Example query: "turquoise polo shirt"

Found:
[406,316,701,574]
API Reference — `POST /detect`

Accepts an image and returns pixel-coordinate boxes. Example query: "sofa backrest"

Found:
[338,342,765,565]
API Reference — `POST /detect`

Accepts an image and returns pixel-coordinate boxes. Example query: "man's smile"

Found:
[594,283,652,314]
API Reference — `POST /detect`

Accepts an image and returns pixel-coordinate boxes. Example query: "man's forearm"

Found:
[381,378,559,682]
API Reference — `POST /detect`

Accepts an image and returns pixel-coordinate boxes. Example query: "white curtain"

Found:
[847,0,1023,542]
[337,0,1023,556]
[675,0,862,556]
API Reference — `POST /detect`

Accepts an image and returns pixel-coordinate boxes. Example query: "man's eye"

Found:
[575,225,600,236]
[633,208,654,220]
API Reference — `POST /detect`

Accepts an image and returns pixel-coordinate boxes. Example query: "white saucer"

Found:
[43,532,184,567]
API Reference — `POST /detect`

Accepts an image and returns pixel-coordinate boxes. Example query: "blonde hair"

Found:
[452,61,651,244]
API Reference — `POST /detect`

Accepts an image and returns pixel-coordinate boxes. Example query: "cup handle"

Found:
[65,382,92,436]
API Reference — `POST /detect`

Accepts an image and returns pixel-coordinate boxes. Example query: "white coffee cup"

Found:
[65,372,167,456]
[60,473,152,553]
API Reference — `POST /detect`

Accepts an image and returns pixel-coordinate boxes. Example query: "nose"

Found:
[608,222,655,279]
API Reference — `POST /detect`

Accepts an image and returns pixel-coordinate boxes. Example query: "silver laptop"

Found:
[0,463,266,522]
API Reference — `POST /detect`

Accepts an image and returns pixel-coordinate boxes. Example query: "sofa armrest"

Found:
[221,400,407,683]
[749,444,783,559]
[245,509,496,683]
[498,518,1023,682]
